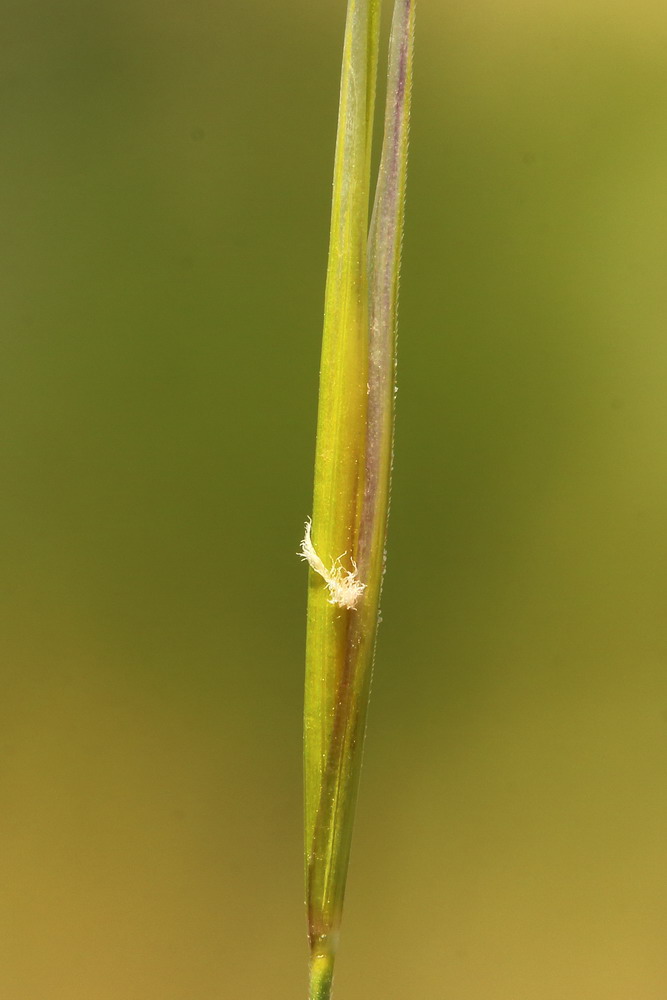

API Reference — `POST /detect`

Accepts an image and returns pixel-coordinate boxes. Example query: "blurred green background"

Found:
[2,1,667,997]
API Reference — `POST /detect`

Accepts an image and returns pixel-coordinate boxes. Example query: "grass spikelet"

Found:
[301,2,415,997]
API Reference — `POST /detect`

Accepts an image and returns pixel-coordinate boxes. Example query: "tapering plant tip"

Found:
[309,950,335,1000]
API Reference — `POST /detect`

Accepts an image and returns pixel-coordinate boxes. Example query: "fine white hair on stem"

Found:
[299,519,365,610]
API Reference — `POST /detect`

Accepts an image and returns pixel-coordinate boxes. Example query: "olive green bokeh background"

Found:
[2,1,667,997]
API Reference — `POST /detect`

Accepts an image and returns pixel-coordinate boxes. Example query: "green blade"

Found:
[303,2,414,997]
[364,0,416,580]
[305,0,381,958]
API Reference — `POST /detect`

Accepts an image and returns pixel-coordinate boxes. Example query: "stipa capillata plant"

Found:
[299,2,415,998]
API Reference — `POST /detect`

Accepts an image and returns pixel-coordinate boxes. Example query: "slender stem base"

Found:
[309,950,335,1000]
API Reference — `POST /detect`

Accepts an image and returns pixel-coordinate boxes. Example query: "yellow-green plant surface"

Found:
[4,2,667,999]
[302,2,415,997]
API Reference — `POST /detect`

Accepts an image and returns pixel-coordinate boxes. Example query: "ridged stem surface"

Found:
[304,3,415,998]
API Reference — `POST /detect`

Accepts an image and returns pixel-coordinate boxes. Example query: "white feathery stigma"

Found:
[298,519,365,610]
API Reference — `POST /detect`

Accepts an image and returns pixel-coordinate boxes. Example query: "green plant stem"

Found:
[309,951,335,1000]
